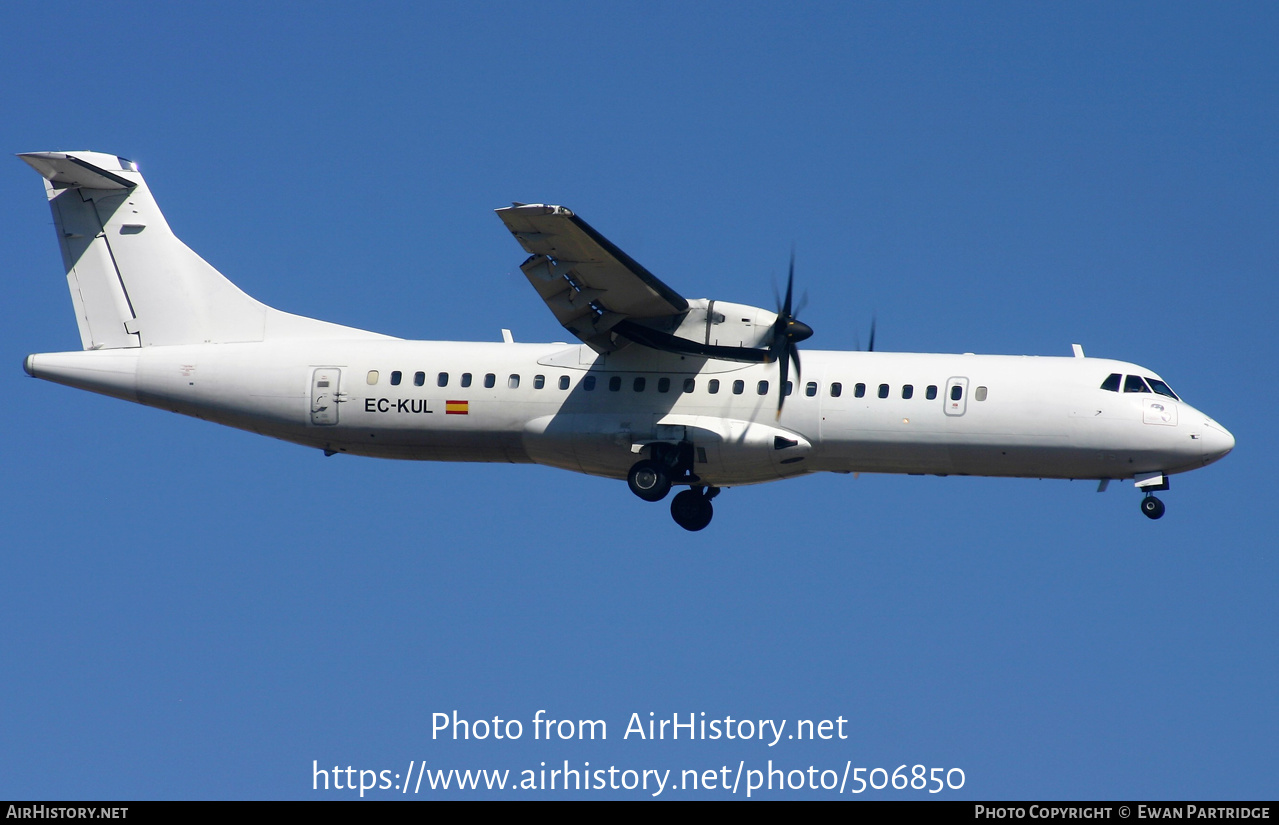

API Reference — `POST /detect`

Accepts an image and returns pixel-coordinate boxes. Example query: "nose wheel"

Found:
[1140,495,1166,520]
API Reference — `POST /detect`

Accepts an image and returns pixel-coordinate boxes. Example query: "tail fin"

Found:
[21,151,384,349]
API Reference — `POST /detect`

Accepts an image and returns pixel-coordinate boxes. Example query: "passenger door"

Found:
[311,368,342,425]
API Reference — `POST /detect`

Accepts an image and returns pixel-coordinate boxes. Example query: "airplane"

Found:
[19,150,1235,531]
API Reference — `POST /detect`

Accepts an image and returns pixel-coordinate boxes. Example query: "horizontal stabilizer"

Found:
[19,151,136,190]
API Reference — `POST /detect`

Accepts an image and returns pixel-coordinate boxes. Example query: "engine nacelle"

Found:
[617,299,779,361]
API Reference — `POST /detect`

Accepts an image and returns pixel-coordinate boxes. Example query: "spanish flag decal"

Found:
[445,400,469,415]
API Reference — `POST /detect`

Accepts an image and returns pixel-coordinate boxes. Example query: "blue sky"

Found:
[2,2,1275,799]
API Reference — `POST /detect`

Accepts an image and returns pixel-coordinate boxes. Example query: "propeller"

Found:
[855,313,877,352]
[769,252,813,417]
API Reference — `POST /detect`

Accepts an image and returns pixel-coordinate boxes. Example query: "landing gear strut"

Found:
[671,486,718,532]
[1140,495,1166,520]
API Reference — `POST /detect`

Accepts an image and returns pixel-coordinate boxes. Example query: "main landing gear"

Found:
[670,487,718,532]
[626,444,719,531]
[626,459,672,502]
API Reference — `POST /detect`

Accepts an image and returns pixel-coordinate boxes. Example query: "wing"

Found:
[495,204,689,352]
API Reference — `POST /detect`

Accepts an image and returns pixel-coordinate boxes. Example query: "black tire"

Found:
[627,460,671,502]
[1141,496,1166,520]
[670,489,713,531]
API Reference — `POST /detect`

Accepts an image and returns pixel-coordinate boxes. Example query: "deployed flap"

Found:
[496,204,688,352]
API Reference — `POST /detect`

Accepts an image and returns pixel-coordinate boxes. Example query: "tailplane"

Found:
[21,151,385,349]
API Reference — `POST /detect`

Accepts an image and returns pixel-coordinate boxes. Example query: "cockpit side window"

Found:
[1123,375,1151,393]
[1100,373,1121,392]
[1146,377,1180,400]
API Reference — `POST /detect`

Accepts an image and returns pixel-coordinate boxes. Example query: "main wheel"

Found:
[1141,496,1166,520]
[627,460,671,502]
[670,489,713,531]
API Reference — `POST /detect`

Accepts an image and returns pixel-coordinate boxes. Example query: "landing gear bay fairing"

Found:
[20,152,1234,531]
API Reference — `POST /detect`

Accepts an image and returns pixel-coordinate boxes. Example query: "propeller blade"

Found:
[776,346,789,418]
[867,314,877,353]
[783,252,795,319]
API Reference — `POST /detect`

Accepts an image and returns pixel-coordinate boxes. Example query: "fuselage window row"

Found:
[362,370,986,405]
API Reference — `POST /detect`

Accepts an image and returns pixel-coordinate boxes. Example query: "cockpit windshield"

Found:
[1124,375,1151,393]
[1099,373,1181,401]
[1146,377,1179,401]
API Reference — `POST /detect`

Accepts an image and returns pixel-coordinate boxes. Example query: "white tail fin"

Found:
[21,151,386,349]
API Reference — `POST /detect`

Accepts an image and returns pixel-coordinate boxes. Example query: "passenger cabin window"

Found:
[559,375,570,390]
[784,381,792,396]
[732,380,745,395]
[484,373,496,389]
[878,383,889,399]
[534,375,545,389]
[830,382,842,398]
[609,376,621,392]
[508,374,520,389]
[1124,375,1151,393]
[366,370,379,385]
[461,373,472,388]
[757,380,769,395]
[391,371,402,386]
[583,375,597,391]
[708,379,720,394]
[1147,378,1179,400]
[633,377,646,392]
[951,385,963,401]
[414,371,425,387]
[1100,373,1122,392]
[657,377,670,393]
[805,382,817,397]
[926,385,938,400]
[975,386,988,401]
[437,372,448,387]
[854,383,866,398]
[683,378,695,393]
[902,384,913,399]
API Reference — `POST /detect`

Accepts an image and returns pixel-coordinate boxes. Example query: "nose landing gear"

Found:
[1136,472,1169,520]
[1140,495,1166,520]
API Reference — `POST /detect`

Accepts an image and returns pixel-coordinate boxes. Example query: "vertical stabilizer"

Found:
[21,151,386,349]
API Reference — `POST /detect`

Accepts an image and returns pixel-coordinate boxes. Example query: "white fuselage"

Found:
[24,339,1235,488]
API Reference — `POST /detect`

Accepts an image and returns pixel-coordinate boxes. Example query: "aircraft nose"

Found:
[1201,419,1235,465]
